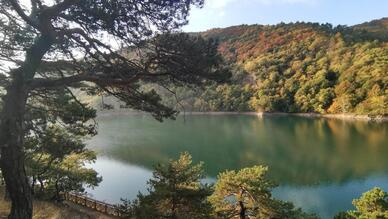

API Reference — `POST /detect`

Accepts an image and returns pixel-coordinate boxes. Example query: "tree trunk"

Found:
[239,200,246,219]
[3,188,10,201]
[0,32,53,218]
[53,178,60,201]
[1,146,32,219]
[0,80,32,219]
[31,176,36,195]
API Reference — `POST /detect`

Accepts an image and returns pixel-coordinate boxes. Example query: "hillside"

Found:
[353,17,388,41]
[89,19,388,116]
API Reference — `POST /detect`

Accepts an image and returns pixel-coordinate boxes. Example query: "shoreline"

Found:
[97,110,388,122]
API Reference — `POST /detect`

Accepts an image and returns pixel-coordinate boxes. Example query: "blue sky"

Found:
[183,0,388,32]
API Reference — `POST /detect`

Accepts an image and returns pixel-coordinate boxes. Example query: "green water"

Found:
[86,114,388,218]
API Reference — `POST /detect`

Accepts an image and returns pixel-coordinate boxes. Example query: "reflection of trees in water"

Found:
[88,115,388,186]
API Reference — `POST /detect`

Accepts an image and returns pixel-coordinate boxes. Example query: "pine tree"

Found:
[209,166,317,219]
[335,187,388,219]
[25,126,101,200]
[120,152,213,219]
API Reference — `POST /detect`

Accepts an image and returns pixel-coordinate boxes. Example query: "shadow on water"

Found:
[86,114,388,218]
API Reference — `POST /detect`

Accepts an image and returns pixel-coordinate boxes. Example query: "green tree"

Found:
[335,187,388,219]
[120,152,213,219]
[25,126,101,200]
[209,166,317,219]
[45,151,100,201]
[0,1,227,217]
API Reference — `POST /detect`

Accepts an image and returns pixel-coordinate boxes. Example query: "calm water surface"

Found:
[85,114,388,219]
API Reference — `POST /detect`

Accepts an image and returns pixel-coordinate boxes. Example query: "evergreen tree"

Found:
[25,126,101,201]
[335,187,388,219]
[120,152,213,219]
[209,166,317,219]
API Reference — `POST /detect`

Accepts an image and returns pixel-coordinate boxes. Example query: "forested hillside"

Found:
[96,18,388,115]
[353,17,388,41]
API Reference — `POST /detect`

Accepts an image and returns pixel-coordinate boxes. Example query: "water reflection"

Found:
[86,114,388,218]
[273,175,388,219]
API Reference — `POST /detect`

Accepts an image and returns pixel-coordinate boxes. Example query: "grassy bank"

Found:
[0,197,79,219]
[0,188,115,219]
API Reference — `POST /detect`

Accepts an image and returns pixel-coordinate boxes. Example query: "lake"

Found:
[85,114,388,219]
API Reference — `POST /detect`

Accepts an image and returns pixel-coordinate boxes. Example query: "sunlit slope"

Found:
[81,18,387,115]
[199,19,387,114]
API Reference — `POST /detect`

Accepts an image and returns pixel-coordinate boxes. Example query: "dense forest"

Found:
[109,18,387,116]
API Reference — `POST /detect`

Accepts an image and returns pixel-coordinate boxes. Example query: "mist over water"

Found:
[85,114,388,218]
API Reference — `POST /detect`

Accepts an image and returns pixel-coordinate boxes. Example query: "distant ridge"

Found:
[353,17,388,28]
[352,17,388,40]
[85,18,387,116]
[191,17,387,115]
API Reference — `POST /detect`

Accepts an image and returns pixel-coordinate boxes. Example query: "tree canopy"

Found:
[209,166,317,219]
[0,1,228,218]
[120,152,212,219]
[25,125,101,200]
[335,187,388,219]
[120,154,317,219]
